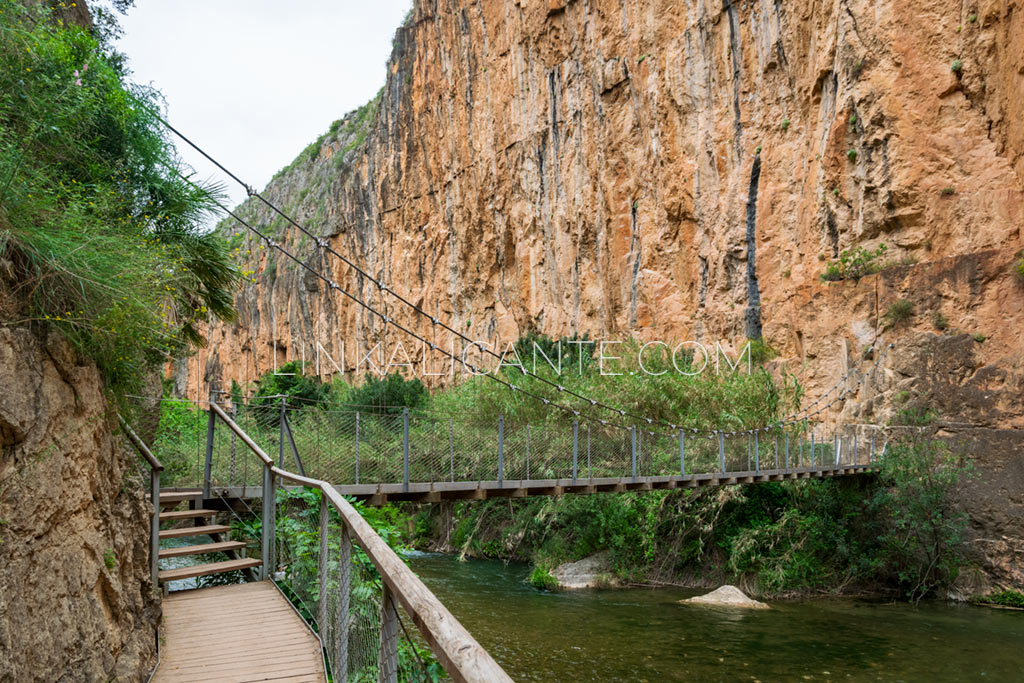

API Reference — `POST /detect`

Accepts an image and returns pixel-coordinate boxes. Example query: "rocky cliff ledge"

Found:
[0,327,158,682]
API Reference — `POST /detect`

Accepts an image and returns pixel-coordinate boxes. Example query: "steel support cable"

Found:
[168,169,635,434]
[148,107,893,438]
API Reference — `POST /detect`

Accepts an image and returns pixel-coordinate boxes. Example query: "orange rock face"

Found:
[179,0,1024,587]
[186,0,1022,418]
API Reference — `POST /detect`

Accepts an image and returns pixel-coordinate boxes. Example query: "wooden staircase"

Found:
[154,490,260,585]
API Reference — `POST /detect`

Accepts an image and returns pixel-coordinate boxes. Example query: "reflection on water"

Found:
[406,552,1024,682]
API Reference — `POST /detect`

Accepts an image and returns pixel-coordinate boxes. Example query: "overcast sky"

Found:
[117,1,410,214]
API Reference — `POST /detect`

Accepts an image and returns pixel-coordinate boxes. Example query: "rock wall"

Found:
[0,327,159,682]
[185,0,1023,585]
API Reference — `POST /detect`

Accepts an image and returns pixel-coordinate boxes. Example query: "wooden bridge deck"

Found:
[153,582,325,683]
[207,463,876,505]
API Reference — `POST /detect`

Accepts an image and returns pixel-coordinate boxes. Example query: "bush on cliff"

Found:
[0,0,239,395]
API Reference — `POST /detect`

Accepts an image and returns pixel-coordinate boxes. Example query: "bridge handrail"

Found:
[117,414,162,595]
[208,401,512,683]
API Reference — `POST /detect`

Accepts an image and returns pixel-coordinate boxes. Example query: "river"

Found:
[407,552,1024,682]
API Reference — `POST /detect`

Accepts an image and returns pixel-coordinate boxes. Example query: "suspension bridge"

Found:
[117,109,898,682]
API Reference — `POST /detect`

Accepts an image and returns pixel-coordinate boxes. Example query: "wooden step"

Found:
[159,524,233,540]
[158,541,248,560]
[159,508,217,522]
[155,490,202,503]
[158,558,262,583]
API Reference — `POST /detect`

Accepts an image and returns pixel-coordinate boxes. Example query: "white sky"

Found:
[117,1,410,214]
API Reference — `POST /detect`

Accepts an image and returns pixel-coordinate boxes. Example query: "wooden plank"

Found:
[158,540,248,559]
[156,490,203,502]
[154,582,325,683]
[159,508,218,521]
[158,558,261,582]
[158,524,232,540]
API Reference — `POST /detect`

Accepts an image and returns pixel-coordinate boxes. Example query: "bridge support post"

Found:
[150,468,160,591]
[631,427,638,482]
[355,411,360,485]
[497,415,504,488]
[718,432,726,473]
[572,420,578,484]
[402,408,410,493]
[785,431,790,470]
[203,392,215,500]
[853,434,858,465]
[834,434,839,467]
[261,463,275,581]
[379,584,399,683]
[811,432,816,470]
[679,429,685,476]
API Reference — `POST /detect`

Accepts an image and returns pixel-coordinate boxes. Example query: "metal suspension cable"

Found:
[148,105,892,437]
[167,168,635,434]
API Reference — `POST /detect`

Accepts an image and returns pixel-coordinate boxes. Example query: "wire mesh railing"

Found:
[124,395,887,493]
[205,402,511,683]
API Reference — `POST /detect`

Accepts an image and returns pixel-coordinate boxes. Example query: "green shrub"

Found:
[968,13,978,23]
[780,118,790,131]
[528,565,559,591]
[1014,258,1024,281]
[103,548,116,570]
[747,338,777,364]
[972,333,986,343]
[940,187,956,196]
[979,590,1024,608]
[951,58,963,73]
[932,311,949,330]
[821,243,888,281]
[0,1,239,396]
[343,372,428,415]
[890,405,935,426]
[847,148,858,162]
[885,299,915,326]
[872,438,972,602]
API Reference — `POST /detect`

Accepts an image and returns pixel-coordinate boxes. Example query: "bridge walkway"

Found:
[153,582,326,683]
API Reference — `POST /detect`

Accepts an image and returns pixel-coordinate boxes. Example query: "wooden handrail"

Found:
[118,414,163,471]
[212,403,512,682]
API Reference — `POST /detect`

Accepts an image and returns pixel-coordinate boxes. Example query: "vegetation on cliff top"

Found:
[0,0,239,395]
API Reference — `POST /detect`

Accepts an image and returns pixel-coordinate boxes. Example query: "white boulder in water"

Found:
[682,585,769,609]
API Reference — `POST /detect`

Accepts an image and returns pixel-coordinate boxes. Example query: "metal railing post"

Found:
[718,432,726,473]
[402,408,410,493]
[261,462,275,581]
[679,429,686,476]
[775,433,780,470]
[525,424,531,481]
[747,433,752,471]
[853,433,858,465]
[754,431,760,472]
[448,418,455,482]
[379,585,399,683]
[336,525,351,679]
[834,434,839,468]
[355,411,360,485]
[229,401,238,486]
[870,435,875,463]
[150,468,160,590]
[785,431,790,470]
[318,492,329,631]
[497,415,504,487]
[204,392,216,500]
[278,397,287,468]
[572,420,579,484]
[811,432,816,470]
[631,427,638,481]
[587,424,592,479]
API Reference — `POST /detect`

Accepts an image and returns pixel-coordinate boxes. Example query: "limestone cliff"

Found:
[187,1,1023,583]
[0,327,159,682]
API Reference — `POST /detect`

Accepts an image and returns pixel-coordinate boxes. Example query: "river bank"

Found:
[406,552,1024,682]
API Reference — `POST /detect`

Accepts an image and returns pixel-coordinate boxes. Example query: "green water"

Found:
[406,553,1024,682]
